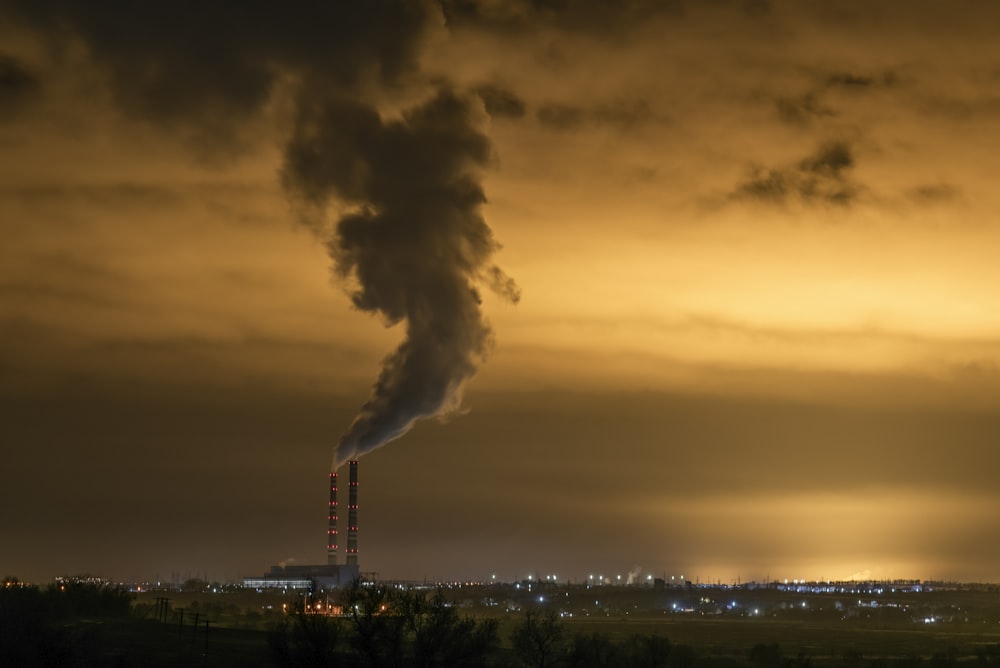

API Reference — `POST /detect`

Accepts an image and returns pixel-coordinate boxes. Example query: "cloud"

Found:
[825,72,875,89]
[733,140,859,206]
[774,93,835,126]
[799,139,853,176]
[537,99,656,131]
[0,53,36,87]
[773,70,898,127]
[474,83,527,119]
[5,1,438,148]
[906,183,960,204]
[440,0,680,33]
[536,102,586,129]
[0,52,39,117]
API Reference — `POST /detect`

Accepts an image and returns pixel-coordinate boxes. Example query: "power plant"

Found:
[244,460,361,591]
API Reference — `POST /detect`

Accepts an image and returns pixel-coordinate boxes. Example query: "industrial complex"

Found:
[243,460,361,591]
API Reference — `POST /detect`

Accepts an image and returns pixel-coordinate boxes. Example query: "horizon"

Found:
[10,572,1000,590]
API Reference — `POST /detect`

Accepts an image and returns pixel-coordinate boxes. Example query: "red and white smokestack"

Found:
[347,459,359,566]
[327,471,338,566]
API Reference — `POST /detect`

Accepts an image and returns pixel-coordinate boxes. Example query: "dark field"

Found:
[559,616,1000,661]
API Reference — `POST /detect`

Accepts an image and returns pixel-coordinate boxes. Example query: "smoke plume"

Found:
[283,88,519,466]
[5,1,518,467]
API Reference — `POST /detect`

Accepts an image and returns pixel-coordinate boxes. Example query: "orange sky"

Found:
[2,1,999,584]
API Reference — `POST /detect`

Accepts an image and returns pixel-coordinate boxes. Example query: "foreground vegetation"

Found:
[4,578,1000,667]
[0,579,134,666]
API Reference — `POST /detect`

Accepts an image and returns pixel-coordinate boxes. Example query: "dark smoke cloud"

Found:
[283,88,519,466]
[4,1,518,465]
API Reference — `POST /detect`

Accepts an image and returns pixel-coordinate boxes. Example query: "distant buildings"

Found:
[243,562,359,592]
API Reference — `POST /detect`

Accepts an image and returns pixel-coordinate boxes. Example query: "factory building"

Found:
[244,460,360,591]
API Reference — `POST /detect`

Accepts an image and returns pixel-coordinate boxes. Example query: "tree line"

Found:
[0,578,133,666]
[270,580,685,668]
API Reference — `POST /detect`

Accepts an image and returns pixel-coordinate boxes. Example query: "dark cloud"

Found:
[825,73,874,88]
[474,83,527,119]
[440,0,681,33]
[825,71,898,90]
[537,99,657,131]
[734,168,788,203]
[774,93,834,126]
[915,95,1000,122]
[733,140,858,206]
[4,1,438,146]
[537,102,586,129]
[799,140,852,176]
[0,53,36,88]
[0,52,39,116]
[907,183,960,203]
[590,99,655,130]
[774,70,898,127]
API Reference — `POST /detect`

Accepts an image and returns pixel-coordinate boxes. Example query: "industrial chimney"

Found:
[347,460,359,566]
[327,471,338,565]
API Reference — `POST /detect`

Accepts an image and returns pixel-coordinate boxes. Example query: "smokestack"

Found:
[327,471,338,566]
[347,460,359,566]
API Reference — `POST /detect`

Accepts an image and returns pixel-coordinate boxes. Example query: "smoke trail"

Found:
[5,1,518,466]
[282,88,519,467]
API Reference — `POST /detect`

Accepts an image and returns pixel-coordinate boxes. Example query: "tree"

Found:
[511,608,565,668]
[408,589,498,668]
[269,612,343,668]
[338,581,499,668]
[45,581,132,618]
[340,581,407,668]
[0,583,112,667]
